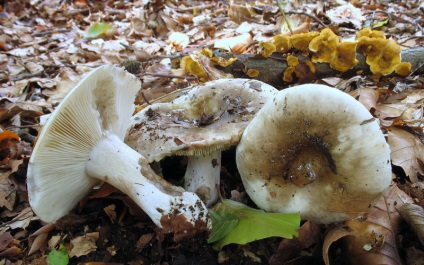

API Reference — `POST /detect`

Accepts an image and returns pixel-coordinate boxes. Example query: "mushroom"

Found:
[290,32,319,51]
[125,79,278,206]
[329,41,359,72]
[309,28,339,63]
[27,65,209,236]
[236,84,391,224]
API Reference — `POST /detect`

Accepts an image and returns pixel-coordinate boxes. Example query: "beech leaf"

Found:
[398,203,424,245]
[207,210,239,243]
[323,183,413,265]
[47,245,69,265]
[387,127,424,182]
[208,199,300,250]
[87,22,112,38]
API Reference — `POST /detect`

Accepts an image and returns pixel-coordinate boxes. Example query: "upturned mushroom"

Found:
[125,79,278,206]
[236,84,391,224]
[27,65,210,236]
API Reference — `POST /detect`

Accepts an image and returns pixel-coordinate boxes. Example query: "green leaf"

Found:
[87,22,112,38]
[47,244,69,265]
[372,18,390,29]
[207,209,239,243]
[208,199,300,250]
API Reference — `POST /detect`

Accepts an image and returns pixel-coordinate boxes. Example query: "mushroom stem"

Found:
[86,133,210,230]
[184,150,221,206]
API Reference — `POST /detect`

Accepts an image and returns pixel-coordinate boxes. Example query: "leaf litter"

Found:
[0,0,423,264]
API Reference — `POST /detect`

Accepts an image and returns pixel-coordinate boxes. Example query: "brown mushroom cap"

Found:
[125,78,278,206]
[236,84,391,224]
[125,78,279,162]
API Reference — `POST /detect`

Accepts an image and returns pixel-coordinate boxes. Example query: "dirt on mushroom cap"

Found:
[125,78,279,162]
[236,84,391,224]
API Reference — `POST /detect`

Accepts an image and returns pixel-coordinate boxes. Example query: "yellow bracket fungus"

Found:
[309,28,339,63]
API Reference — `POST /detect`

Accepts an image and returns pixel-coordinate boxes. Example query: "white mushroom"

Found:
[236,84,391,224]
[27,65,209,236]
[125,79,278,206]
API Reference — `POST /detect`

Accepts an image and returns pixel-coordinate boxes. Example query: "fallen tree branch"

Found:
[215,47,424,89]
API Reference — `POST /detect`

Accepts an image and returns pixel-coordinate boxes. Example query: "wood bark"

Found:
[215,47,424,89]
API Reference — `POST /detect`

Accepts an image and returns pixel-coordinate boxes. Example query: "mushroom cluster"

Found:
[236,84,391,224]
[258,27,411,80]
[125,78,278,206]
[356,28,411,76]
[27,65,210,237]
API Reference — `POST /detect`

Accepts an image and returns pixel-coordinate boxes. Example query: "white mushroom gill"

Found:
[27,65,210,234]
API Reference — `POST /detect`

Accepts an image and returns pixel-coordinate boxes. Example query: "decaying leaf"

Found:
[349,88,380,112]
[326,3,365,29]
[323,183,413,265]
[398,203,424,246]
[387,127,424,182]
[28,232,48,255]
[68,232,99,258]
[214,33,252,51]
[269,221,322,264]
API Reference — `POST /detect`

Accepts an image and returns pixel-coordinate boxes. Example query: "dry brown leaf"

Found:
[323,183,413,265]
[398,203,424,245]
[135,233,155,252]
[322,227,352,265]
[0,232,14,252]
[349,88,379,112]
[0,246,22,258]
[28,233,48,255]
[270,221,322,264]
[387,127,424,182]
[214,33,252,51]
[103,204,117,223]
[326,3,365,29]
[228,4,255,24]
[68,232,99,258]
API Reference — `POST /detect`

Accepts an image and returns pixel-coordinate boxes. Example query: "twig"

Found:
[140,92,152,105]
[138,72,197,80]
[178,3,215,11]
[285,11,328,29]
[363,10,423,32]
[398,36,424,45]
[32,28,71,37]
[276,0,293,35]
[12,72,44,81]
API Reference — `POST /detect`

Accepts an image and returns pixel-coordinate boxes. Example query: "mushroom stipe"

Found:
[27,65,210,238]
[125,78,279,206]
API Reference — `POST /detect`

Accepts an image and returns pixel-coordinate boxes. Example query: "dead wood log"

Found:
[215,47,424,89]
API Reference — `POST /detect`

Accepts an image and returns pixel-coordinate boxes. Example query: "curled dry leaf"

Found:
[326,3,365,29]
[214,33,252,51]
[68,232,99,258]
[349,88,379,112]
[167,32,190,51]
[269,221,322,264]
[28,232,48,256]
[323,183,413,265]
[387,127,424,182]
[398,203,424,246]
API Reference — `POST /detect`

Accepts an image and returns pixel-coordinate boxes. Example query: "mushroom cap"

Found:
[236,84,391,224]
[27,65,140,222]
[329,42,359,72]
[290,32,319,51]
[309,28,339,63]
[125,78,278,162]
